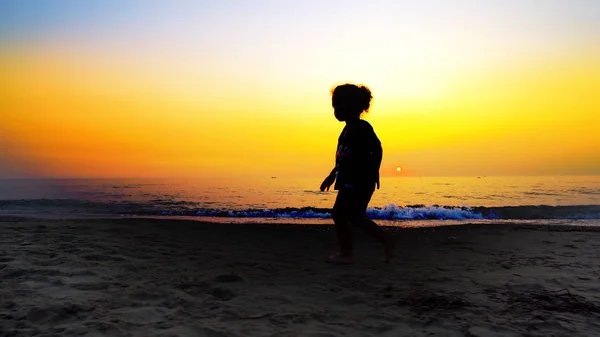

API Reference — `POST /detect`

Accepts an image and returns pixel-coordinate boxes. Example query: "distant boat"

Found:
[271,176,277,179]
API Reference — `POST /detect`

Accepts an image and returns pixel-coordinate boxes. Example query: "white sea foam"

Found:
[366,204,484,220]
[192,204,484,220]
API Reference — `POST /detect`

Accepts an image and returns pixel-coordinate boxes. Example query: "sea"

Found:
[1,176,599,227]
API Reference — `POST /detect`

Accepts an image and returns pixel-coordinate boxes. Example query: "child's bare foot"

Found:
[326,253,355,264]
[384,235,395,263]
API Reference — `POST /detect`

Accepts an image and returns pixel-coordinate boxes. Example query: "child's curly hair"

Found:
[331,84,373,116]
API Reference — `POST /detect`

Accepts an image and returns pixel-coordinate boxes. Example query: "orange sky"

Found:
[1,1,599,178]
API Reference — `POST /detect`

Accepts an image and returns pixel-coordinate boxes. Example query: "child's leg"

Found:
[332,189,354,257]
[354,217,395,262]
[331,187,374,258]
[348,188,396,262]
[354,217,387,243]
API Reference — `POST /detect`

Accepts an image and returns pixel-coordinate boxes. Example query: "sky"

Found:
[1,0,599,178]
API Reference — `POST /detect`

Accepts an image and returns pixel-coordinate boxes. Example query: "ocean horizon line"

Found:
[1,174,599,180]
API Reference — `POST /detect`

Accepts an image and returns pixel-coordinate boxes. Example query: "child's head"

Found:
[331,83,372,122]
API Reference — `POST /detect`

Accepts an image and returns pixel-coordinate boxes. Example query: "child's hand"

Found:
[320,174,335,191]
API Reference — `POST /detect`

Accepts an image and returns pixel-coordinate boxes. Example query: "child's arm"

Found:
[372,139,382,170]
[373,141,382,189]
[320,166,337,191]
[327,166,338,178]
[370,131,383,189]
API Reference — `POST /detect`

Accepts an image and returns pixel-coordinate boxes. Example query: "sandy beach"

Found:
[1,216,600,337]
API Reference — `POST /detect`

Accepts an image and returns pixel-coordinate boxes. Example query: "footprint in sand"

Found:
[160,326,233,337]
[81,254,126,262]
[26,304,94,325]
[56,243,84,254]
[71,281,112,291]
[214,273,245,283]
[467,326,519,337]
[1,267,31,279]
[207,287,236,301]
[110,306,167,325]
[31,256,67,267]
[129,290,164,301]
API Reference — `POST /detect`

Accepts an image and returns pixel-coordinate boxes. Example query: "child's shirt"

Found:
[334,119,382,190]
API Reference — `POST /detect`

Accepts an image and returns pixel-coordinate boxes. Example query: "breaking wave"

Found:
[1,199,600,220]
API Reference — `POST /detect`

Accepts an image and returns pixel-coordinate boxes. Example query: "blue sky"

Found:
[2,1,599,51]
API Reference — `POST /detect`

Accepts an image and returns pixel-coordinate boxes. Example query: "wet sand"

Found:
[1,216,600,336]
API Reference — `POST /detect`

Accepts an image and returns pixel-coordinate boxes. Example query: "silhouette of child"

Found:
[320,83,395,264]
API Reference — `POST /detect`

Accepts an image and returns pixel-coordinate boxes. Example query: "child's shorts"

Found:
[332,186,375,218]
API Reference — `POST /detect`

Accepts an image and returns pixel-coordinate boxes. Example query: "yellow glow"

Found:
[1,47,599,178]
